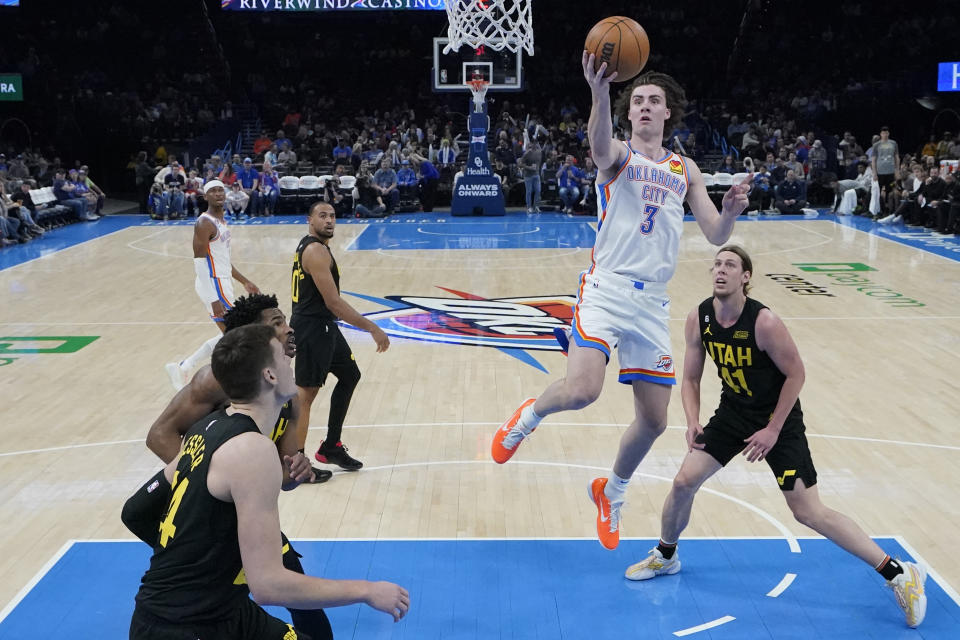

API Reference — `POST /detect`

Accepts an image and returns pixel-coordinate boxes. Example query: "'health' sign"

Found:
[937,62,960,92]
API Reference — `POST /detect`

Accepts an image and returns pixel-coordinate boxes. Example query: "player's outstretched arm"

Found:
[685,159,752,245]
[302,243,390,353]
[754,309,805,434]
[680,308,707,451]
[146,366,228,463]
[220,433,411,621]
[582,51,627,177]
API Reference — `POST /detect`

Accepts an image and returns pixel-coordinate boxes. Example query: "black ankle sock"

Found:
[657,540,677,560]
[877,555,904,581]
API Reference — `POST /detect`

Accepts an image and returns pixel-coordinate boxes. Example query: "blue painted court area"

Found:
[1,537,956,639]
[349,214,597,250]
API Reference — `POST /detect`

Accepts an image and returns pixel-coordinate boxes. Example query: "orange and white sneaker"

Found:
[588,477,622,550]
[888,561,927,628]
[491,398,537,464]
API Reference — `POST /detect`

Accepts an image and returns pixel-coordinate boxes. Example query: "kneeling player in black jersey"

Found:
[122,294,334,638]
[126,325,409,639]
[623,245,927,629]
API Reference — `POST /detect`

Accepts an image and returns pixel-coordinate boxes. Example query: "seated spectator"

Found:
[219,162,237,186]
[808,140,828,182]
[910,165,947,227]
[794,136,811,165]
[396,159,418,202]
[435,138,458,167]
[935,171,959,234]
[748,165,774,213]
[259,162,279,216]
[384,141,403,167]
[53,168,94,221]
[0,204,23,246]
[362,142,383,167]
[7,155,31,182]
[372,158,399,213]
[785,151,805,180]
[323,165,349,217]
[494,139,516,167]
[224,182,250,219]
[69,169,102,218]
[741,127,762,158]
[275,129,292,152]
[726,115,747,147]
[832,162,872,215]
[154,155,186,185]
[579,156,598,213]
[1,182,39,241]
[162,163,186,218]
[10,182,46,234]
[717,154,737,174]
[775,169,807,214]
[920,135,938,160]
[236,157,260,217]
[75,168,105,216]
[354,174,386,218]
[556,155,584,214]
[229,154,243,173]
[147,183,166,220]
[253,130,273,157]
[879,167,924,225]
[263,144,280,170]
[277,142,297,173]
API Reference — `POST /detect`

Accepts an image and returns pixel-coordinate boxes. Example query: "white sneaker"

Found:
[625,547,681,581]
[165,361,189,391]
[892,214,902,224]
[888,561,927,628]
[878,214,894,224]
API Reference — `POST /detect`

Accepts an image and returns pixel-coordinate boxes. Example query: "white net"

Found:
[467,79,489,112]
[444,0,533,56]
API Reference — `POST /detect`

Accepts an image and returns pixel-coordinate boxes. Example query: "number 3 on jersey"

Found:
[640,204,660,235]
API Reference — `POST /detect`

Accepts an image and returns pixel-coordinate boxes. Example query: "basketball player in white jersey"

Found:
[165,180,260,390]
[492,55,752,550]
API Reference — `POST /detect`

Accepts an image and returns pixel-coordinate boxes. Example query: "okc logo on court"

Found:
[347,287,577,372]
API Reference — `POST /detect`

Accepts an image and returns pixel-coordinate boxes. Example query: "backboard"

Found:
[432,37,523,92]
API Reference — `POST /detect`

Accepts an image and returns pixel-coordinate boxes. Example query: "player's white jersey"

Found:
[592,142,689,283]
[198,212,232,279]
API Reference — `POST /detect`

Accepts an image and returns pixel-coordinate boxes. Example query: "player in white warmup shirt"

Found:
[492,56,752,550]
[165,179,260,390]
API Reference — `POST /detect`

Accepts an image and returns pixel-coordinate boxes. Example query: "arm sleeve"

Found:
[121,470,172,545]
[194,257,220,303]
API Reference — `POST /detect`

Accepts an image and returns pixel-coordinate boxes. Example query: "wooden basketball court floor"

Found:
[1,212,958,638]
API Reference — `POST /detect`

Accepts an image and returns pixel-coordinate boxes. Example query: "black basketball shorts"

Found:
[291,316,356,388]
[698,404,818,492]
[130,598,311,640]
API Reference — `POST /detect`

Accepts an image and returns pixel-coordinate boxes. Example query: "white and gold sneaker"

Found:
[888,561,927,628]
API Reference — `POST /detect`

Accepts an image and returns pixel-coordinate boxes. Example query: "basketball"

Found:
[584,17,650,82]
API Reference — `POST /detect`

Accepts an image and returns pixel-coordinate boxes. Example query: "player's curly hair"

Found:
[614,71,688,138]
[223,293,280,332]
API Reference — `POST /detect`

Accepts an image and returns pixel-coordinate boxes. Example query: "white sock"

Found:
[604,471,630,504]
[181,335,221,370]
[518,402,542,434]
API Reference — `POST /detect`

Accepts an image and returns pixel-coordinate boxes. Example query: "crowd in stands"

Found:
[2,0,958,237]
[0,150,108,248]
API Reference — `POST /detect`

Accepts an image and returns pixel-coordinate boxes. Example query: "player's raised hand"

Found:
[582,51,617,94]
[366,581,410,622]
[721,173,753,216]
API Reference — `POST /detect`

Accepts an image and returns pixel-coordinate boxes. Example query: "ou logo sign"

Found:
[474,156,483,168]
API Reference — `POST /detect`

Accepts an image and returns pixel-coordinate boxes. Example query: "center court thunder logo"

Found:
[352,287,577,355]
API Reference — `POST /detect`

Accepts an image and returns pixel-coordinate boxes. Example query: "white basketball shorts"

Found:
[570,268,675,385]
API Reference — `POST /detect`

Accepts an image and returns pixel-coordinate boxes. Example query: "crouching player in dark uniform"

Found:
[125,325,409,639]
[123,294,335,638]
[622,245,928,629]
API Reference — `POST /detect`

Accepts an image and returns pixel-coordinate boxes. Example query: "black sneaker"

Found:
[315,440,363,470]
[309,466,333,483]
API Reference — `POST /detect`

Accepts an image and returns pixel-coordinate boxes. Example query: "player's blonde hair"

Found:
[614,71,688,138]
[716,245,753,295]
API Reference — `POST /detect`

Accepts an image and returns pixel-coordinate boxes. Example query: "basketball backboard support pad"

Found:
[432,37,523,92]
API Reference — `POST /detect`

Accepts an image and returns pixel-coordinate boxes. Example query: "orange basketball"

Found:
[584,16,650,82]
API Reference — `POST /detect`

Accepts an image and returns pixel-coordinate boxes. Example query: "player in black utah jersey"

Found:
[291,201,390,470]
[127,325,409,639]
[122,293,334,639]
[622,245,927,629]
